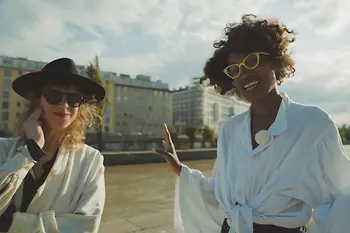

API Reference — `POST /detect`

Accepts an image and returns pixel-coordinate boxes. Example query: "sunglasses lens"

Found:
[44,90,63,105]
[227,65,240,78]
[244,53,259,68]
[67,94,83,107]
[44,90,83,107]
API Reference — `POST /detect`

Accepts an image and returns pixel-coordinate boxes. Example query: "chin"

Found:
[240,85,272,103]
[48,122,73,132]
[241,91,267,103]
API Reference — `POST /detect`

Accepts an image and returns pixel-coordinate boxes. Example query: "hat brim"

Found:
[12,71,106,102]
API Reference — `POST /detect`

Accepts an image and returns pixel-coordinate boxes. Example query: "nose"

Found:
[239,65,252,76]
[58,95,69,106]
[236,72,252,82]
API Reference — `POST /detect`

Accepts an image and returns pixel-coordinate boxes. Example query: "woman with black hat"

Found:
[0,58,106,233]
[153,15,350,233]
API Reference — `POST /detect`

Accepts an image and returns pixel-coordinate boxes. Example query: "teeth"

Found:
[244,81,259,89]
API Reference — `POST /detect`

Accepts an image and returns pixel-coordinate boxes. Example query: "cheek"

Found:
[40,99,51,116]
[232,78,243,89]
[70,108,79,120]
[255,66,266,74]
[40,96,46,108]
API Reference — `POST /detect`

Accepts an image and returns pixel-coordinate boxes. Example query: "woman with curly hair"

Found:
[0,58,106,233]
[153,15,350,233]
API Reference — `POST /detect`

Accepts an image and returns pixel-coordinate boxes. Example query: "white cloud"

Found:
[291,0,350,36]
[101,53,163,76]
[0,0,350,123]
[282,46,350,124]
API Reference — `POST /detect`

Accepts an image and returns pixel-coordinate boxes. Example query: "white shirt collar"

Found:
[245,92,291,137]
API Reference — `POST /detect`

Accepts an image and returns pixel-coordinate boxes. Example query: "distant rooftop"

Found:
[0,56,169,90]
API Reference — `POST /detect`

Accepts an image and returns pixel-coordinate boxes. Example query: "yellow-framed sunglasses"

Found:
[223,52,270,79]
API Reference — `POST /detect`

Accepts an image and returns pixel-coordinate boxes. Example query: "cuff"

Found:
[8,212,38,232]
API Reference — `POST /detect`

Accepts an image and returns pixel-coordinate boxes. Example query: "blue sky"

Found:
[0,0,349,124]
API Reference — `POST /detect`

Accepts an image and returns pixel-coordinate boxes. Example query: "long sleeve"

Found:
[307,123,350,233]
[174,128,226,233]
[0,141,35,216]
[7,153,106,233]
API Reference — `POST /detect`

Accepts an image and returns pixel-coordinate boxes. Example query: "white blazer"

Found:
[0,137,105,233]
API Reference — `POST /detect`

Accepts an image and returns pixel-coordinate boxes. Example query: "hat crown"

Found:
[42,58,79,74]
[12,57,106,102]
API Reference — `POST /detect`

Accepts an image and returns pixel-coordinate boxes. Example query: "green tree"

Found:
[167,125,179,146]
[202,125,215,147]
[339,124,350,144]
[86,55,109,151]
[185,126,197,149]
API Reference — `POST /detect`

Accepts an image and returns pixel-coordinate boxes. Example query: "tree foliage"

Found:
[338,125,350,144]
[185,126,197,149]
[202,125,215,144]
[86,55,109,151]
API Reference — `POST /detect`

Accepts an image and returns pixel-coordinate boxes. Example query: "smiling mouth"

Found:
[243,81,259,91]
[53,112,70,118]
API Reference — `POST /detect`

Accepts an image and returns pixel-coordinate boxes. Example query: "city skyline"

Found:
[0,0,349,124]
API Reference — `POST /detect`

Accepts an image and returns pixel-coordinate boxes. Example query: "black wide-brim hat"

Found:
[12,57,106,102]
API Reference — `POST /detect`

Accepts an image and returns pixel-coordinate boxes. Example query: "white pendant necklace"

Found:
[255,130,270,146]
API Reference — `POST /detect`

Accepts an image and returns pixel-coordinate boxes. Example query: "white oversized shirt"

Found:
[0,137,105,233]
[174,93,350,233]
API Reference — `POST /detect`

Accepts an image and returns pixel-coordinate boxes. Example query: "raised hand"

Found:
[152,123,182,176]
[23,108,45,148]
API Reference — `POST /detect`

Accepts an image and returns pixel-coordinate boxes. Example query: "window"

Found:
[2,102,9,109]
[3,91,10,98]
[105,116,110,124]
[3,58,12,65]
[1,124,8,132]
[4,69,12,77]
[17,102,21,108]
[3,79,11,89]
[2,112,9,121]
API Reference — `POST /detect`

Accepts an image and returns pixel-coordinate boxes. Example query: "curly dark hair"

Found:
[200,14,296,96]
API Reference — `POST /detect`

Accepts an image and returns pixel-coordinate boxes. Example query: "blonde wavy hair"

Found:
[16,88,100,152]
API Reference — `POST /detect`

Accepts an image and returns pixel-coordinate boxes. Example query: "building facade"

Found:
[0,56,46,133]
[172,77,249,134]
[103,73,172,137]
[0,56,172,137]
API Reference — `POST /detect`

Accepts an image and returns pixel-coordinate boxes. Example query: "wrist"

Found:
[175,163,183,176]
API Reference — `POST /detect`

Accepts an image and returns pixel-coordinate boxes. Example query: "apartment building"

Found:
[0,56,172,137]
[172,77,249,134]
[0,56,43,133]
[103,73,172,137]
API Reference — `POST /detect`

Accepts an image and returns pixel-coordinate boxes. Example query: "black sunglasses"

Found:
[43,90,85,107]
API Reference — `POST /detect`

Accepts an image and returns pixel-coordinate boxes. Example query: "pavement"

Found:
[99,210,175,233]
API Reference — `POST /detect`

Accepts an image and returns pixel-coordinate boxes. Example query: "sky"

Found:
[0,0,349,125]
